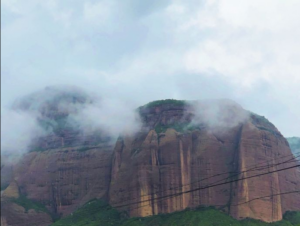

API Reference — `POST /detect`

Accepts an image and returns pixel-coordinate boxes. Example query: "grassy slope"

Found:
[51,199,300,226]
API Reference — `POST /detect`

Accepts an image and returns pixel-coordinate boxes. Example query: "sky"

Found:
[1,0,300,137]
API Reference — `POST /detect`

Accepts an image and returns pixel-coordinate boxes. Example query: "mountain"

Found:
[287,137,300,156]
[109,100,300,222]
[1,92,300,226]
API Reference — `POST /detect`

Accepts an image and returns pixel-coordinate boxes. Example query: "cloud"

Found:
[0,86,142,158]
[71,97,142,136]
[2,0,300,137]
[83,1,113,25]
[1,109,44,157]
[188,99,250,133]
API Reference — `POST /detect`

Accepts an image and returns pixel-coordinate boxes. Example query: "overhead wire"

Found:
[113,164,300,209]
[110,152,300,203]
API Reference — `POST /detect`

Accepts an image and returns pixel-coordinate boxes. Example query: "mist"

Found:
[1,86,142,159]
[2,0,300,160]
[71,97,142,136]
[1,109,44,158]
[185,99,250,134]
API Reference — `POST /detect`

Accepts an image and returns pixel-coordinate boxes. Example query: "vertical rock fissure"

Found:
[227,125,244,215]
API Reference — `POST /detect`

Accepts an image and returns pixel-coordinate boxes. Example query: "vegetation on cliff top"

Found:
[249,112,281,136]
[139,99,187,109]
[51,199,300,226]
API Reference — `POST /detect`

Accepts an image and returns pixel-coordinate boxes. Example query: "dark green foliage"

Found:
[154,122,199,134]
[51,200,299,226]
[37,118,56,131]
[141,99,186,109]
[11,195,49,214]
[283,211,300,225]
[51,199,121,226]
[1,183,9,191]
[249,113,280,136]
[76,147,95,152]
[124,208,294,226]
[250,112,271,125]
[37,114,80,136]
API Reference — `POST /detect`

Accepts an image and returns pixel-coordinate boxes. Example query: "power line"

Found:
[9,155,300,225]
[115,150,300,198]
[127,189,300,213]
[110,153,300,203]
[232,190,300,207]
[113,164,300,209]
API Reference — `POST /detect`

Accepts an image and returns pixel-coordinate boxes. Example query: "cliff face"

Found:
[109,100,300,222]
[1,142,114,225]
[1,99,300,225]
[14,145,113,214]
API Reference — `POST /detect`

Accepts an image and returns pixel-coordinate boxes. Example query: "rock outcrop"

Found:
[1,144,114,226]
[1,98,300,225]
[109,100,300,222]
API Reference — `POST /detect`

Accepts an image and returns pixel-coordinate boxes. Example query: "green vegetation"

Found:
[11,195,60,221]
[76,147,95,152]
[1,183,9,191]
[51,199,121,226]
[154,122,199,134]
[140,99,187,109]
[37,115,80,135]
[11,195,49,214]
[249,113,280,136]
[250,112,271,125]
[283,211,300,225]
[51,199,300,226]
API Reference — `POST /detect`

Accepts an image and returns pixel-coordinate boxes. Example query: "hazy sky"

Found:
[2,0,300,137]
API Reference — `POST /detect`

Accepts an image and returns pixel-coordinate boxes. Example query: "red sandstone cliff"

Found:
[1,144,114,225]
[109,100,300,222]
[1,99,300,225]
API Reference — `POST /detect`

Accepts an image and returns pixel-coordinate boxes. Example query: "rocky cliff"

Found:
[1,98,300,225]
[109,100,300,222]
[1,87,115,225]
